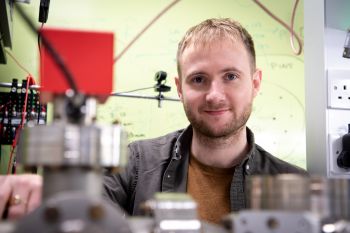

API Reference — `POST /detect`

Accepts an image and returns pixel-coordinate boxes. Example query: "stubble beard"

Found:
[183,103,252,140]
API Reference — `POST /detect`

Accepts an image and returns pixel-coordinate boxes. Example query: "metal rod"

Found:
[0,82,181,102]
[111,92,180,102]
[0,82,41,90]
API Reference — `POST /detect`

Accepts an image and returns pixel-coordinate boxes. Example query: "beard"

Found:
[183,102,252,139]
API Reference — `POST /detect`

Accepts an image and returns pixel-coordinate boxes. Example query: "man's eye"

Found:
[192,76,204,83]
[226,73,237,81]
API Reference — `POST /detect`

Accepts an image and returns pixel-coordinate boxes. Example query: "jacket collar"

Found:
[174,125,256,170]
[173,125,193,160]
[238,127,256,175]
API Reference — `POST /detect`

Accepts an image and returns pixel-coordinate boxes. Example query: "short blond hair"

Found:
[177,18,256,76]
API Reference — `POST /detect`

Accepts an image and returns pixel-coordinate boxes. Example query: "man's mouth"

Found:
[204,109,229,116]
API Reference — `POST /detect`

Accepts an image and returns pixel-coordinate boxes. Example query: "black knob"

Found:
[337,133,350,169]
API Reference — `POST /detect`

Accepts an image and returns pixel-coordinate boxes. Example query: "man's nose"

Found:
[205,81,225,104]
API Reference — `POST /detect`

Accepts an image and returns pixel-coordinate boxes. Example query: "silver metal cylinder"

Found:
[310,176,330,218]
[324,178,350,220]
[246,174,310,211]
[18,122,128,169]
[12,95,132,233]
[246,175,350,221]
[42,167,102,199]
[143,193,201,233]
[309,177,350,220]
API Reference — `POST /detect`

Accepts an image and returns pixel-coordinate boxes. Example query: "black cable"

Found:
[38,23,44,88]
[14,3,79,94]
[38,23,44,56]
[112,86,155,95]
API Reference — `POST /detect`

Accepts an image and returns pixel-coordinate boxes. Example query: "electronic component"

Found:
[0,79,47,145]
[38,0,50,23]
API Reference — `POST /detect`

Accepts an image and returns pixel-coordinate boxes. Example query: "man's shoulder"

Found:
[128,129,184,159]
[252,144,308,175]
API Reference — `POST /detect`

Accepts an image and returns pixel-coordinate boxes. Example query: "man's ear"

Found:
[175,76,183,102]
[252,69,262,98]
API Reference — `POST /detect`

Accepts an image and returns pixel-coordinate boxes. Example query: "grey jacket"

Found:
[103,126,307,215]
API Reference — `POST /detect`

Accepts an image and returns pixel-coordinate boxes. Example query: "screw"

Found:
[44,205,60,223]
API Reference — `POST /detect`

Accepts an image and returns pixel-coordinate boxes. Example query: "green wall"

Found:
[0,0,305,173]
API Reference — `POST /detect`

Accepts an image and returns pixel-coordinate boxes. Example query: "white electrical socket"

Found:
[328,69,350,109]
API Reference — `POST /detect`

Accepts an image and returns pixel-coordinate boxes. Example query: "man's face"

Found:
[176,38,261,138]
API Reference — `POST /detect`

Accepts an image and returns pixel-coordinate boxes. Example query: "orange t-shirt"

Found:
[187,154,235,224]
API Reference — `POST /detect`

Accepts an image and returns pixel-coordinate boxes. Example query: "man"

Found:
[0,18,306,224]
[103,18,306,224]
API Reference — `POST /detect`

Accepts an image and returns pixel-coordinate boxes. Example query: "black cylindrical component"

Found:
[343,28,350,59]
[337,132,350,169]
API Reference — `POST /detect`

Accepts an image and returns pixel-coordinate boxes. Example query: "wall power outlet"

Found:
[328,69,350,109]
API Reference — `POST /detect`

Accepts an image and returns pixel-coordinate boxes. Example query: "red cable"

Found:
[0,100,12,112]
[114,0,182,63]
[4,44,37,173]
[4,50,32,76]
[7,75,33,174]
[252,0,303,55]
